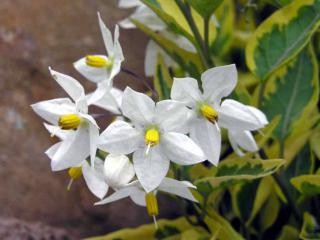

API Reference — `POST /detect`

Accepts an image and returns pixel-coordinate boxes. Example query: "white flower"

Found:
[31,68,99,169]
[74,13,124,106]
[95,177,198,225]
[171,64,268,165]
[98,87,206,192]
[43,124,108,199]
[118,0,165,31]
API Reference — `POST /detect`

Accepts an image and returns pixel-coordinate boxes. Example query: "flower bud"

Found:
[104,154,135,188]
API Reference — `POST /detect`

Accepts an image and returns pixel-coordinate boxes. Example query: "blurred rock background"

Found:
[0,0,180,239]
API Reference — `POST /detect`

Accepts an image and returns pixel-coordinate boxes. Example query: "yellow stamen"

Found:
[67,167,82,191]
[200,104,218,123]
[145,128,160,147]
[58,114,81,130]
[85,55,112,69]
[145,192,159,217]
[68,167,82,180]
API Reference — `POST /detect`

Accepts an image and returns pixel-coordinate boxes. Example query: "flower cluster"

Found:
[31,13,267,225]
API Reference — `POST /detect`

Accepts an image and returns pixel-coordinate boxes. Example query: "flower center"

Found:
[200,104,218,123]
[144,128,160,156]
[85,55,113,69]
[145,192,159,217]
[58,114,81,130]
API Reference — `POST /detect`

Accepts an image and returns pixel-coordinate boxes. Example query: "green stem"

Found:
[175,0,212,69]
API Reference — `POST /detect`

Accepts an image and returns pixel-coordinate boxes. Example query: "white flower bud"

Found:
[104,154,135,188]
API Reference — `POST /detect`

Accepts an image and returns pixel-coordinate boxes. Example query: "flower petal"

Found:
[171,77,202,107]
[246,106,269,127]
[112,25,124,62]
[82,159,109,199]
[49,126,89,171]
[104,154,135,188]
[219,99,264,131]
[161,132,206,165]
[89,87,123,114]
[98,12,114,56]
[98,120,142,154]
[118,0,141,8]
[130,189,146,206]
[43,123,70,140]
[49,68,85,102]
[189,119,221,166]
[73,55,109,83]
[133,146,169,192]
[31,98,75,125]
[121,87,155,125]
[229,130,258,155]
[89,123,99,169]
[201,64,237,104]
[155,100,191,134]
[95,185,139,205]
[159,178,198,202]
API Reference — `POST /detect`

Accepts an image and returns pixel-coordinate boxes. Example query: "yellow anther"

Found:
[145,192,159,217]
[85,55,112,68]
[58,114,81,130]
[200,104,218,123]
[145,129,160,146]
[68,167,82,180]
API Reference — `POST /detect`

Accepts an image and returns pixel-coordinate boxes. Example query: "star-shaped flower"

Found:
[31,68,99,168]
[171,64,268,165]
[98,87,206,192]
[74,13,124,107]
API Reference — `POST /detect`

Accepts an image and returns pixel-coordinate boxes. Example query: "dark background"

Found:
[0,0,178,238]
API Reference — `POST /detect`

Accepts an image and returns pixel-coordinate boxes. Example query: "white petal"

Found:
[82,159,109,199]
[155,100,191,134]
[130,6,166,31]
[88,81,111,105]
[159,178,198,202]
[104,154,135,188]
[98,12,114,56]
[98,120,142,154]
[161,132,206,165]
[119,18,136,29]
[118,0,141,8]
[121,87,155,124]
[50,126,89,171]
[133,146,170,192]
[45,142,62,159]
[229,130,258,154]
[144,40,174,77]
[162,30,196,53]
[95,185,139,205]
[130,189,146,206]
[171,77,202,107]
[112,25,124,62]
[43,123,70,140]
[189,119,221,166]
[89,123,99,169]
[73,56,109,83]
[219,99,264,131]
[49,68,85,102]
[31,98,75,125]
[89,87,123,114]
[228,131,244,156]
[246,106,269,127]
[202,64,237,103]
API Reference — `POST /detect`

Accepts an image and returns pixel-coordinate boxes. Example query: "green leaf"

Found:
[132,19,203,77]
[196,158,285,190]
[141,0,217,44]
[246,0,320,80]
[186,0,223,19]
[261,45,319,140]
[291,175,320,196]
[211,0,235,56]
[181,228,210,240]
[259,191,281,232]
[277,225,299,240]
[86,217,191,240]
[154,54,172,100]
[310,129,320,159]
[300,212,320,240]
[204,210,244,240]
